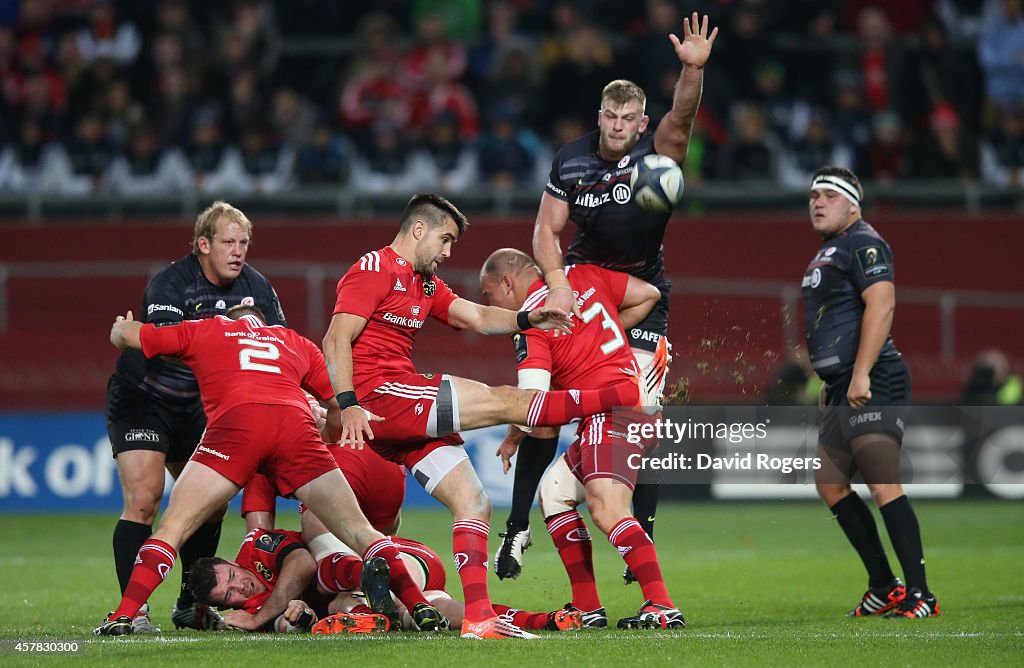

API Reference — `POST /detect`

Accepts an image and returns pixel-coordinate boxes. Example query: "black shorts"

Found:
[105,375,206,462]
[818,358,911,450]
[626,287,669,353]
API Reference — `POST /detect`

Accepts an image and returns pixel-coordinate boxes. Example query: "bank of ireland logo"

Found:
[411,305,421,316]
[612,183,631,204]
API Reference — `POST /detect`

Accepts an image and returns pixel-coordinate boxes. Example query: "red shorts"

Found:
[394,537,446,591]
[241,472,276,516]
[564,411,657,490]
[244,444,407,534]
[193,403,337,497]
[330,444,406,533]
[362,372,464,469]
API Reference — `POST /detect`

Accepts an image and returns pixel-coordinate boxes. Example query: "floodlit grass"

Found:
[1,499,1021,666]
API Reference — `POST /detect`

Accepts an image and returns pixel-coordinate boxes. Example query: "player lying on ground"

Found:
[188,528,581,635]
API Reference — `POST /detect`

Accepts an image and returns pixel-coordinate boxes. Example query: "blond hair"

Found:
[192,201,253,254]
[601,79,646,113]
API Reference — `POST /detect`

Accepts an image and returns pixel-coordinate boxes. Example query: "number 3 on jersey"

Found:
[238,338,282,374]
[581,302,625,354]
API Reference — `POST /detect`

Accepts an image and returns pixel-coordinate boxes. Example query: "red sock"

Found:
[317,553,361,593]
[608,517,673,608]
[453,519,495,623]
[526,382,638,427]
[363,539,429,611]
[493,604,548,630]
[351,604,372,614]
[546,510,602,611]
[112,539,176,619]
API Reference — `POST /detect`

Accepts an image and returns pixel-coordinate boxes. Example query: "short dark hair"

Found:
[225,304,266,321]
[399,193,469,236]
[187,556,231,605]
[811,165,864,202]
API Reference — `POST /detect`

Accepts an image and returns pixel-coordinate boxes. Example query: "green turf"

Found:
[1,499,1021,667]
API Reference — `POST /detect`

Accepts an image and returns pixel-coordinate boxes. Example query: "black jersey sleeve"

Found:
[142,264,188,326]
[545,148,570,201]
[244,265,287,327]
[849,235,894,294]
[263,284,286,327]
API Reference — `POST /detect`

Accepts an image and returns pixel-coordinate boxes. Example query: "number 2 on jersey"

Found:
[580,302,625,354]
[238,339,282,374]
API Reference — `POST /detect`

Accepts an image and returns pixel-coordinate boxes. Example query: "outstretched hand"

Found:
[669,12,718,69]
[529,306,574,334]
[339,406,384,449]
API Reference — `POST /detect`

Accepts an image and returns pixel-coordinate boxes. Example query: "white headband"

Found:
[811,175,860,207]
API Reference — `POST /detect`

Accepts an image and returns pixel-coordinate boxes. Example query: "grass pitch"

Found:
[1,498,1021,667]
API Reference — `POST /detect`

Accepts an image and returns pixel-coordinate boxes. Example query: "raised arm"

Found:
[653,12,718,164]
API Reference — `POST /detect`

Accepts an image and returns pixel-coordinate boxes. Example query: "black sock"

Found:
[632,483,660,539]
[176,521,222,608]
[505,435,559,531]
[830,492,895,588]
[880,495,929,594]
[113,519,152,594]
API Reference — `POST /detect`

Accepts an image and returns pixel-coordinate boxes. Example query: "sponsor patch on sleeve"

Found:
[254,531,287,554]
[855,246,890,278]
[513,332,528,364]
[154,321,181,328]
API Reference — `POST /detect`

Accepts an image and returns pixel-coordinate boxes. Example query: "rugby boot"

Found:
[545,606,583,631]
[311,612,390,635]
[848,578,906,617]
[411,602,449,631]
[461,616,538,640]
[94,614,133,637]
[494,526,532,580]
[360,556,399,625]
[885,588,940,619]
[617,600,685,629]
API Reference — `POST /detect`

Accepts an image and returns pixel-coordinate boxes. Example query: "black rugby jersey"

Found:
[545,130,671,285]
[112,254,286,400]
[801,219,900,382]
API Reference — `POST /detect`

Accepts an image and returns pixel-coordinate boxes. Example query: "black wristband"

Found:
[336,391,359,410]
[517,310,533,331]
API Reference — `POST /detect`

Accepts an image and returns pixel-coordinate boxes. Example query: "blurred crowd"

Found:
[1,0,1022,197]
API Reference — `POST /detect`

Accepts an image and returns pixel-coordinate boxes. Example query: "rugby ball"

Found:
[630,154,684,212]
